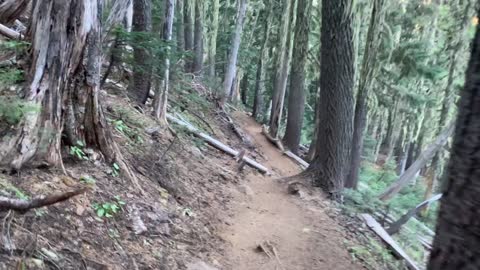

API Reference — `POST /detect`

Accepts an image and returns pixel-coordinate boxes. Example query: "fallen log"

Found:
[283,150,309,169]
[167,114,270,175]
[0,23,21,39]
[0,188,88,212]
[360,214,420,270]
[222,112,254,149]
[261,125,285,152]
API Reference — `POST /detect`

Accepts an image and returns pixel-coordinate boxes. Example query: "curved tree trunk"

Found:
[131,0,152,104]
[346,0,385,189]
[304,0,355,198]
[221,0,248,105]
[428,17,480,269]
[283,0,311,155]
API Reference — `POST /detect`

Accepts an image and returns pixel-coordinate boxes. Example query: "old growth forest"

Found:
[0,0,479,269]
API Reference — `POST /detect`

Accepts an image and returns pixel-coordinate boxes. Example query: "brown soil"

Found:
[220,112,364,270]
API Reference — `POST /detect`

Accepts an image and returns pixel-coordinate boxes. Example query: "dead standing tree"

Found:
[0,0,142,191]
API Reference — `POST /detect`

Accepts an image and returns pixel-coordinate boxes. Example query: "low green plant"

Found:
[69,140,88,160]
[92,196,126,218]
[0,97,38,125]
[80,175,96,185]
[112,119,144,144]
[110,162,120,177]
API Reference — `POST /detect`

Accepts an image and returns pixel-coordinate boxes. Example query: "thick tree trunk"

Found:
[346,0,385,189]
[283,0,311,155]
[208,0,220,77]
[379,122,455,201]
[184,0,194,72]
[252,2,273,120]
[427,18,480,269]
[0,0,119,171]
[154,0,175,124]
[268,0,294,138]
[193,0,203,74]
[221,0,248,105]
[131,0,152,104]
[304,0,355,198]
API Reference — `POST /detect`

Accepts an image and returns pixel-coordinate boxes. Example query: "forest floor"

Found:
[220,112,363,270]
[0,88,369,270]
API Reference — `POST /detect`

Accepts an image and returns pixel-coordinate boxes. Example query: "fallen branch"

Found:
[168,114,270,174]
[0,23,21,39]
[283,150,309,169]
[360,214,420,270]
[221,111,254,148]
[261,125,285,152]
[0,188,88,212]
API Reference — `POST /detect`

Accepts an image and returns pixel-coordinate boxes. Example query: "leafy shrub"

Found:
[0,97,38,125]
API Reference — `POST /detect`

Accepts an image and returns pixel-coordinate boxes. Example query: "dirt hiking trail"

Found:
[220,112,363,270]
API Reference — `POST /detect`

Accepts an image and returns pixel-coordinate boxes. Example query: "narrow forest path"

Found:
[220,112,363,270]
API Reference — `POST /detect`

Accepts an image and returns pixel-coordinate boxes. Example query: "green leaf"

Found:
[97,208,105,217]
[76,140,84,147]
[113,163,120,170]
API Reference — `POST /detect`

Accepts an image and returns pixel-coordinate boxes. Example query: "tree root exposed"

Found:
[0,188,88,212]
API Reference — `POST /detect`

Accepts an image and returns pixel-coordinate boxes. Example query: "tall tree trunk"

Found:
[306,83,321,161]
[346,0,385,189]
[154,0,175,124]
[184,0,194,72]
[252,2,273,120]
[379,122,455,201]
[283,0,311,155]
[208,0,220,77]
[131,0,152,104]
[240,73,248,106]
[304,0,355,198]
[193,0,203,74]
[268,0,294,138]
[427,17,480,269]
[176,0,184,53]
[221,0,248,105]
[378,96,399,164]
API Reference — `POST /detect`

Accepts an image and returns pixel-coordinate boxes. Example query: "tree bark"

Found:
[131,0,152,104]
[221,0,248,105]
[379,122,455,201]
[427,16,480,269]
[184,0,194,72]
[304,0,355,198]
[154,0,175,124]
[193,0,203,74]
[346,0,385,189]
[268,0,295,138]
[0,0,28,24]
[240,73,248,106]
[0,0,119,171]
[208,0,220,77]
[283,0,311,155]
